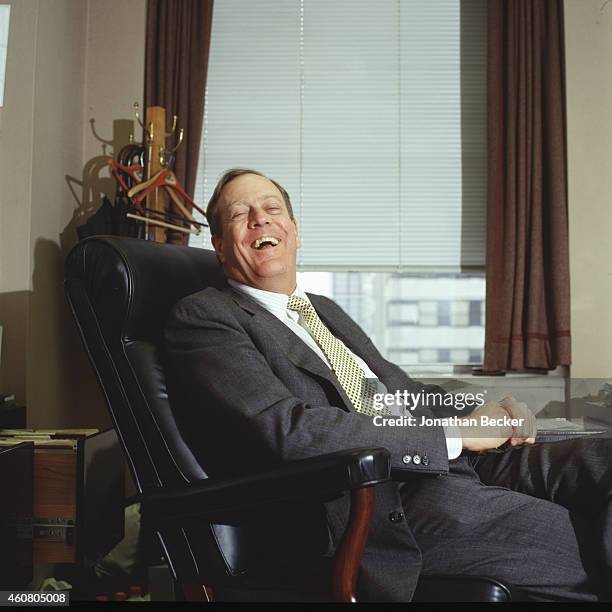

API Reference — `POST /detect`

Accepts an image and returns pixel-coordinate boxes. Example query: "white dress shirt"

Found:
[227,279,462,460]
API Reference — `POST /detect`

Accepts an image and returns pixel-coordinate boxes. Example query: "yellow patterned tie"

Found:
[287,295,383,416]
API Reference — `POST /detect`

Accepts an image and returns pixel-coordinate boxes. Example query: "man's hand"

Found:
[499,396,537,447]
[458,400,514,452]
[458,397,536,453]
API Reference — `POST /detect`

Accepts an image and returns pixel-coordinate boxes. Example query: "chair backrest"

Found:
[65,235,225,493]
[65,235,329,591]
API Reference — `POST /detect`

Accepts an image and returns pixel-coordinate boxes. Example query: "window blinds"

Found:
[193,0,486,271]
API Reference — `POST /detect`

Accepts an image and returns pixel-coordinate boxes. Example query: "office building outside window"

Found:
[299,272,485,369]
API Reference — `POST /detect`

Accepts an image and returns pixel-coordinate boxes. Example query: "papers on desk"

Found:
[536,418,609,443]
[0,428,100,450]
[537,418,584,431]
[0,428,99,437]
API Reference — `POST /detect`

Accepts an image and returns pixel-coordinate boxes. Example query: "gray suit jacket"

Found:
[164,284,453,600]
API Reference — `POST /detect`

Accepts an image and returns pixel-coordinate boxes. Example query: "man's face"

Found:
[211,173,300,293]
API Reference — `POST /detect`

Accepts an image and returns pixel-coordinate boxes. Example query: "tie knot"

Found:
[287,295,313,315]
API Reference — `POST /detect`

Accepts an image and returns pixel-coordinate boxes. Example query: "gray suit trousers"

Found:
[401,437,612,601]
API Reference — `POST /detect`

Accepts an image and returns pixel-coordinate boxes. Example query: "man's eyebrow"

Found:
[227,200,249,209]
[225,195,281,212]
[228,195,280,206]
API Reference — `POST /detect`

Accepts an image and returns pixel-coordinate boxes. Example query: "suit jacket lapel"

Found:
[222,285,356,412]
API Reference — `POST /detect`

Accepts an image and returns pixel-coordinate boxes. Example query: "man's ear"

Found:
[211,235,225,264]
[292,218,301,248]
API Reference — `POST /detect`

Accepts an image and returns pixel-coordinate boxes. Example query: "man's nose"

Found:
[248,209,270,228]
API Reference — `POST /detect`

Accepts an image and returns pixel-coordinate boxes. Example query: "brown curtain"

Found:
[145,0,214,244]
[484,0,570,372]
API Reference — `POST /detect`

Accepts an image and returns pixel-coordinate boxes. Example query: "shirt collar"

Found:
[227,278,311,320]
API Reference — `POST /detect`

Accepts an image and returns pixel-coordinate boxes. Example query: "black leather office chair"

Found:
[64,236,526,602]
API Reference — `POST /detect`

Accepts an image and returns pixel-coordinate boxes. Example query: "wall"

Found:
[0,0,37,406]
[83,0,148,175]
[0,0,146,428]
[565,0,612,379]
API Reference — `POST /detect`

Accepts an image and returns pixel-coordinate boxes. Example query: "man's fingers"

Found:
[521,401,536,440]
[516,401,530,437]
[497,397,538,447]
[499,396,518,409]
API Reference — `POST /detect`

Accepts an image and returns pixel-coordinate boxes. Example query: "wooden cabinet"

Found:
[0,429,125,566]
[0,442,33,589]
[32,449,78,564]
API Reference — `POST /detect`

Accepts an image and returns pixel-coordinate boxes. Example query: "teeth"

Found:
[254,236,279,249]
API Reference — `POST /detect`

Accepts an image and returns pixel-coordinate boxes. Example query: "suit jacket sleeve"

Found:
[164,291,450,476]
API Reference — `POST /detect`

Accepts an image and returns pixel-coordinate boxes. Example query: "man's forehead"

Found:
[220,174,283,206]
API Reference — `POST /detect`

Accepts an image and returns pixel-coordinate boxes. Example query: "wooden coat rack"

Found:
[145,106,167,242]
[133,103,194,242]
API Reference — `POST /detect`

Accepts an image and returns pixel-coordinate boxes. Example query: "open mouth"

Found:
[251,236,280,250]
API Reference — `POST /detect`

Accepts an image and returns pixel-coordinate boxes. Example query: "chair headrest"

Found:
[65,236,226,342]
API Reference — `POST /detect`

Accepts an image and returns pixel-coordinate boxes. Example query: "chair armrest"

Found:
[140,447,390,526]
